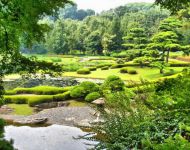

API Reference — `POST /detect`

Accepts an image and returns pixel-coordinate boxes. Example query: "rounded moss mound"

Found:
[101,66,109,70]
[70,81,99,99]
[128,70,137,74]
[88,67,97,71]
[120,67,128,73]
[77,68,91,74]
[85,92,101,102]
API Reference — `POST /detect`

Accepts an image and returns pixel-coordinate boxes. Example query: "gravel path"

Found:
[0,106,97,127]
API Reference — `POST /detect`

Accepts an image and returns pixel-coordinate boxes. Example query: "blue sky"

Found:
[73,0,155,12]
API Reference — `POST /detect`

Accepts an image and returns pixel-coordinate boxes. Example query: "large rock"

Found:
[35,102,70,109]
[14,117,48,125]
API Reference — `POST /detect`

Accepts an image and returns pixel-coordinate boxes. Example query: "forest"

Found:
[0,0,190,150]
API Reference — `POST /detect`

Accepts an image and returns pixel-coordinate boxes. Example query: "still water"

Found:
[4,124,96,150]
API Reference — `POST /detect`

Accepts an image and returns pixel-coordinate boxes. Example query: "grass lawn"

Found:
[63,67,185,81]
[8,104,34,116]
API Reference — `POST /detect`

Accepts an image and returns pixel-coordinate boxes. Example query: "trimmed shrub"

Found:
[77,68,91,74]
[120,67,128,73]
[51,58,62,63]
[12,86,70,95]
[163,69,175,76]
[28,95,53,107]
[5,90,16,95]
[85,92,101,102]
[53,91,71,101]
[70,81,99,98]
[110,64,125,69]
[101,66,109,70]
[128,70,138,74]
[96,64,112,68]
[101,75,125,92]
[70,86,86,98]
[88,67,97,71]
[4,95,28,104]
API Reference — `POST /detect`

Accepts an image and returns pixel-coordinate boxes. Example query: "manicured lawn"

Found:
[8,104,34,116]
[63,67,184,81]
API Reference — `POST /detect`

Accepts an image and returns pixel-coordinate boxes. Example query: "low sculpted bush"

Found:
[28,95,53,107]
[110,64,125,69]
[96,64,112,68]
[101,66,110,70]
[70,86,86,98]
[120,67,128,73]
[101,75,125,93]
[53,91,71,101]
[85,92,101,102]
[70,81,99,99]
[163,69,175,76]
[8,86,70,95]
[77,68,91,74]
[128,69,138,74]
[4,95,28,104]
[88,67,97,71]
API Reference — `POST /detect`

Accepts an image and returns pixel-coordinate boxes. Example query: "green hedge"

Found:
[70,81,99,98]
[4,95,28,104]
[101,66,110,70]
[110,64,126,69]
[120,67,128,73]
[28,95,53,107]
[88,67,97,71]
[85,92,101,102]
[5,86,71,95]
[53,91,71,101]
[96,64,112,68]
[128,70,138,74]
[77,68,91,74]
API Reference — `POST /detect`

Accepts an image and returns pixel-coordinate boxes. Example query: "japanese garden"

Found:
[0,0,190,149]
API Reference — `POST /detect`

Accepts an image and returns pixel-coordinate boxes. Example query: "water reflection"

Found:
[4,124,96,150]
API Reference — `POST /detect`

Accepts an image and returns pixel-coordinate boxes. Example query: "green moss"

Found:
[8,104,34,116]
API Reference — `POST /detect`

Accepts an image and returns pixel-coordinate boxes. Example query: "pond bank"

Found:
[0,106,98,127]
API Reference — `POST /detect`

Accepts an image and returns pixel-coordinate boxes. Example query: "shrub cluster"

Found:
[85,92,101,102]
[77,68,91,74]
[101,66,110,70]
[128,69,138,74]
[120,67,128,73]
[53,91,71,101]
[4,86,71,95]
[70,81,99,99]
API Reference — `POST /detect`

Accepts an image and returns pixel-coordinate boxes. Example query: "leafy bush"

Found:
[28,95,53,107]
[51,58,62,62]
[101,76,125,93]
[4,95,28,104]
[163,69,175,76]
[120,67,128,73]
[70,81,99,98]
[53,91,71,101]
[85,92,101,102]
[96,64,112,68]
[5,90,16,95]
[110,64,125,69]
[128,69,137,74]
[77,68,91,74]
[88,67,97,71]
[101,66,109,70]
[70,86,86,98]
[9,86,70,95]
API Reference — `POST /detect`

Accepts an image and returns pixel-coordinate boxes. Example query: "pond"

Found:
[4,124,96,150]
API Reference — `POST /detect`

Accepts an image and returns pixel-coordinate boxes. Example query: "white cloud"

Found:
[73,0,155,12]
